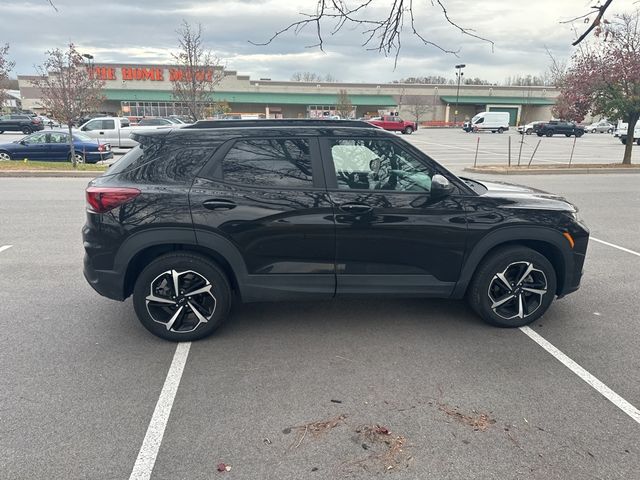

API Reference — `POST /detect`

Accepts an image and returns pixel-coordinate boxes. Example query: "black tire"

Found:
[621,138,627,145]
[565,133,571,137]
[467,246,557,328]
[636,138,640,146]
[526,128,532,135]
[0,150,12,161]
[545,131,554,137]
[537,132,544,137]
[68,152,85,164]
[497,127,504,134]
[591,129,597,133]
[607,128,613,134]
[403,126,413,135]
[21,127,32,134]
[133,252,232,341]
[0,131,4,134]
[575,130,584,138]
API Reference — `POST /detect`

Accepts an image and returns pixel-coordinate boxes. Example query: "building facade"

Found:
[18,63,559,125]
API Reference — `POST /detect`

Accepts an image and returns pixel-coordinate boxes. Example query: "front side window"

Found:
[222,139,313,188]
[25,133,47,144]
[329,139,433,193]
[83,120,101,131]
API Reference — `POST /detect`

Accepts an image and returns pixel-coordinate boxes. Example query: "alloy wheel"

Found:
[0,152,10,161]
[487,261,548,320]
[146,269,217,333]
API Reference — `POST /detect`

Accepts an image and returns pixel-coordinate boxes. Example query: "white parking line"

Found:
[0,245,13,254]
[520,326,640,425]
[129,342,192,480]
[591,237,640,257]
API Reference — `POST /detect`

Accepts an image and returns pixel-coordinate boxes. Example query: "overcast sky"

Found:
[1,0,638,83]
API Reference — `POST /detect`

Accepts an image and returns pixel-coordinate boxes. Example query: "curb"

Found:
[464,167,640,175]
[0,170,104,178]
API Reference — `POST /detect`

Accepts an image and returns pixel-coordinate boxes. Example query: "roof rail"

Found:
[185,118,378,129]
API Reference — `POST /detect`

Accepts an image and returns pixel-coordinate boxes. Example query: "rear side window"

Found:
[107,140,212,184]
[222,139,313,188]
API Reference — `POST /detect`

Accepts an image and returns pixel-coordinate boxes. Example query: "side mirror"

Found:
[431,174,453,198]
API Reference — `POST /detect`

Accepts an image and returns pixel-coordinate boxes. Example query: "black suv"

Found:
[0,114,44,134]
[536,121,585,138]
[83,119,589,341]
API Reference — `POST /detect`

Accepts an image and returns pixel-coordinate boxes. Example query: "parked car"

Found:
[586,120,614,133]
[137,117,175,126]
[77,116,169,148]
[517,121,544,135]
[0,130,113,163]
[367,115,417,134]
[82,118,589,341]
[0,114,44,134]
[614,121,627,138]
[38,115,61,128]
[619,125,640,145]
[536,121,585,137]
[463,111,510,133]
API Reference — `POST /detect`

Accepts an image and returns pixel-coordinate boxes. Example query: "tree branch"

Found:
[571,0,615,46]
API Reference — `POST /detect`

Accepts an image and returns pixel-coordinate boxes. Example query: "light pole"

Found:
[454,63,466,125]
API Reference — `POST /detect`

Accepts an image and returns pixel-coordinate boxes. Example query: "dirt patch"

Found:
[437,402,496,431]
[342,425,412,474]
[286,414,347,449]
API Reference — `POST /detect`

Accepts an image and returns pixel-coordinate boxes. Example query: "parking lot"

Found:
[1,128,639,479]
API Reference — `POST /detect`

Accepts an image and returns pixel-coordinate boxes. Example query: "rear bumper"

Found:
[83,254,126,301]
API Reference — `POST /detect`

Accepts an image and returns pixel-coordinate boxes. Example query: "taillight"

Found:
[86,187,140,213]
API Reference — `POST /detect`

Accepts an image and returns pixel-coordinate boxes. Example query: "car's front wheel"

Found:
[403,126,413,134]
[133,252,232,341]
[526,128,533,135]
[545,131,554,137]
[467,246,557,328]
[575,130,584,137]
[0,151,11,161]
[591,129,597,133]
[21,127,32,134]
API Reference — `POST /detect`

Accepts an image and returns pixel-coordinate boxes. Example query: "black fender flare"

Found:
[451,226,572,299]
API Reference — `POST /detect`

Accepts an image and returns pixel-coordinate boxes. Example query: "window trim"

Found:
[200,136,325,191]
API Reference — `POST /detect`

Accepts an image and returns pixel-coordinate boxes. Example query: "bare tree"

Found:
[291,71,337,82]
[403,95,431,124]
[0,44,15,112]
[171,21,224,122]
[335,89,353,118]
[33,44,104,167]
[252,0,625,62]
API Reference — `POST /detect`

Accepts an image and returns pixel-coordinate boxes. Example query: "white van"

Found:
[463,111,510,133]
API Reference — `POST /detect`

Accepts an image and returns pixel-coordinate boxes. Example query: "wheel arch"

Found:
[123,243,241,299]
[452,227,571,299]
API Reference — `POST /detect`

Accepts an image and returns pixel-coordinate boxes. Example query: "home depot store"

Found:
[18,63,559,123]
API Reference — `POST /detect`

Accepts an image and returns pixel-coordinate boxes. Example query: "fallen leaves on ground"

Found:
[287,413,347,449]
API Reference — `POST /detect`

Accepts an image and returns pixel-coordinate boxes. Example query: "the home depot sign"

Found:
[88,66,216,82]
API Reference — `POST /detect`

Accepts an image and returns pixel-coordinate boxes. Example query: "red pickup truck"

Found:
[367,116,417,134]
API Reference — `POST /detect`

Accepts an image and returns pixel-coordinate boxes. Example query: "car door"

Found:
[48,131,71,160]
[20,132,49,159]
[189,135,337,299]
[320,136,469,296]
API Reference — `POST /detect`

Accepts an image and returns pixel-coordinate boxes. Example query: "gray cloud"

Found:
[1,0,638,82]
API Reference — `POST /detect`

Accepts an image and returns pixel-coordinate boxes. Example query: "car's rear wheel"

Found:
[608,128,613,134]
[537,132,543,137]
[133,252,232,341]
[0,131,4,134]
[545,131,554,137]
[591,129,597,133]
[21,127,32,134]
[621,138,627,144]
[0,151,11,161]
[565,133,571,137]
[497,127,504,133]
[526,128,532,135]
[575,130,584,137]
[68,152,85,164]
[403,126,413,134]
[467,246,557,328]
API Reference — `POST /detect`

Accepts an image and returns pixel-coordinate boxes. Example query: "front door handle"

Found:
[338,203,372,214]
[203,199,237,210]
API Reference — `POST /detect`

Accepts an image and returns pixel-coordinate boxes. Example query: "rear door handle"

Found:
[203,199,237,210]
[338,203,372,214]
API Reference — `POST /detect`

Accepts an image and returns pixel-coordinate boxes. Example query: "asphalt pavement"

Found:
[0,129,639,479]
